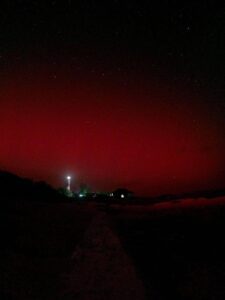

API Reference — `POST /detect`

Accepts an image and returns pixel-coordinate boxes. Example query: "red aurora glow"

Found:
[0,68,224,195]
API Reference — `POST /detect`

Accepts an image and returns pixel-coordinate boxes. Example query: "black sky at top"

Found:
[0,1,225,103]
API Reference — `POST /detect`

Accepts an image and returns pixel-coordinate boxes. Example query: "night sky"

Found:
[1,1,225,196]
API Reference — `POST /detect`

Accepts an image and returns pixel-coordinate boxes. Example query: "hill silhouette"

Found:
[0,170,66,203]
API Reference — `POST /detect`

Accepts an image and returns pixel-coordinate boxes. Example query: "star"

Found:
[186,26,191,32]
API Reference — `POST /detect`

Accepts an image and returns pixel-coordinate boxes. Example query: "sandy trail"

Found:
[62,212,147,300]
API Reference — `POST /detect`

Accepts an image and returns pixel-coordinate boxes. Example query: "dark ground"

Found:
[1,197,225,299]
[110,199,225,300]
[1,200,96,300]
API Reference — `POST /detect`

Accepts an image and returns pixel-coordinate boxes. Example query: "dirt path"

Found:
[62,212,147,300]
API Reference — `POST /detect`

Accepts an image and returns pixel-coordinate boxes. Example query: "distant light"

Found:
[110,193,114,197]
[79,193,84,198]
[66,176,71,191]
[121,194,125,198]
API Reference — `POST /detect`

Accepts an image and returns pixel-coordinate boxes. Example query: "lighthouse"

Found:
[66,176,71,191]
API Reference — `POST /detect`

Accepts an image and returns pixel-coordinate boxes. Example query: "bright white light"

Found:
[66,176,72,191]
[79,193,84,198]
[121,194,125,198]
[110,193,114,197]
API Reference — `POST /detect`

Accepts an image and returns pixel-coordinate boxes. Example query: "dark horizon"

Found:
[1,169,225,200]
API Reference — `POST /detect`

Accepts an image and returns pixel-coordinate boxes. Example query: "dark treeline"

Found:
[1,170,225,205]
[0,170,67,203]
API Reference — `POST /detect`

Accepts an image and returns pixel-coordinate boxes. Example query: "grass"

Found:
[2,197,225,299]
[111,200,225,300]
[0,200,96,300]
